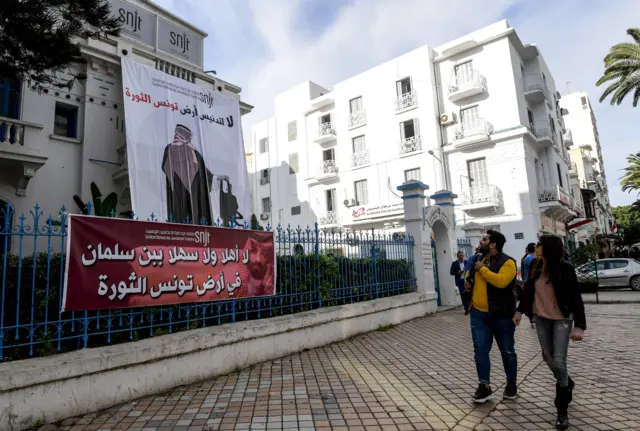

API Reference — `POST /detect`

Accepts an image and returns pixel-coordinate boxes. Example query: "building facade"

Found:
[560,92,615,247]
[0,0,251,254]
[248,20,585,260]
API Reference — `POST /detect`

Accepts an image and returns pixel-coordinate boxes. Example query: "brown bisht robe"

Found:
[161,124,213,224]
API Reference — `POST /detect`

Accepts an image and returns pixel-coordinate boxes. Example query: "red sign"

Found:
[352,207,365,219]
[62,215,276,312]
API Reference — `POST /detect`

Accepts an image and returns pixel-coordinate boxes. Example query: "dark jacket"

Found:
[450,259,466,281]
[517,260,587,330]
[466,252,518,318]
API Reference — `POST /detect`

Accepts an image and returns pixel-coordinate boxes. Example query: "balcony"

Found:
[569,162,579,178]
[523,75,551,104]
[319,211,339,227]
[453,119,493,149]
[313,122,337,147]
[458,184,503,213]
[448,70,488,102]
[113,145,128,182]
[528,121,556,147]
[563,129,573,147]
[351,150,370,168]
[314,160,339,183]
[348,110,367,130]
[0,116,48,196]
[538,185,576,221]
[395,91,418,113]
[399,135,422,156]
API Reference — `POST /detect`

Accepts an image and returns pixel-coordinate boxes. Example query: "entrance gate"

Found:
[431,238,441,305]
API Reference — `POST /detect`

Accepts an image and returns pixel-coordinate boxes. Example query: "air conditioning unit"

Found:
[343,198,357,207]
[259,213,269,220]
[439,112,456,126]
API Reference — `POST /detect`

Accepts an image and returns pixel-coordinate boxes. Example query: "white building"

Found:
[560,92,615,248]
[0,0,251,254]
[248,20,583,261]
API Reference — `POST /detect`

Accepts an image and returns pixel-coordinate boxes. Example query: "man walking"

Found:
[522,243,536,282]
[465,230,518,403]
[450,251,468,313]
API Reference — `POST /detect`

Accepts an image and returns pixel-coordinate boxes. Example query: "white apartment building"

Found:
[0,0,251,254]
[560,92,615,247]
[248,20,583,262]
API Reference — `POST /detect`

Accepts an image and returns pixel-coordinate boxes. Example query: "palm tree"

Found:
[596,28,640,107]
[621,152,640,197]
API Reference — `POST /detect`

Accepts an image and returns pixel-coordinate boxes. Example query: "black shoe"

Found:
[556,414,569,430]
[503,381,518,400]
[473,384,493,403]
[567,377,575,405]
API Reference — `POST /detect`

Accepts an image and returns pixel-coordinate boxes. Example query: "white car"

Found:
[575,258,640,291]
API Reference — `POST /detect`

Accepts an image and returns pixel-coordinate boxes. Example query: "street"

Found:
[55,304,640,431]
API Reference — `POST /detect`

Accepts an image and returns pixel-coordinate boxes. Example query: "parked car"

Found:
[575,258,640,291]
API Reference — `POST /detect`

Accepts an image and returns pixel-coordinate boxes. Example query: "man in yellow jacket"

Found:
[464,229,518,403]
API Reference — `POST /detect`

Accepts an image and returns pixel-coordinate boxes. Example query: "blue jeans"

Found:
[470,308,518,384]
[456,279,469,310]
[535,316,572,387]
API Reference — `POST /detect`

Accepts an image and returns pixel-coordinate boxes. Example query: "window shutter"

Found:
[414,118,420,137]
[287,121,297,141]
[399,122,406,140]
[362,180,368,205]
[289,153,299,174]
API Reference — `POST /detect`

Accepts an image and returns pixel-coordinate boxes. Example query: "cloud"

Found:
[155,0,639,206]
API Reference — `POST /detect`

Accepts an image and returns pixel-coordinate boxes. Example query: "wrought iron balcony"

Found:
[351,150,370,168]
[319,211,338,226]
[454,119,493,148]
[314,122,337,146]
[538,185,572,207]
[313,160,339,184]
[448,70,488,102]
[529,121,556,147]
[348,110,367,129]
[399,135,422,155]
[395,91,418,113]
[459,184,503,212]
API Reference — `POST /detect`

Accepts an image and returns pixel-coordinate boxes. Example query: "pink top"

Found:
[533,272,565,320]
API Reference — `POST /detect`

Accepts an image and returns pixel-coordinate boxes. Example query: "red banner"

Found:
[62,215,276,312]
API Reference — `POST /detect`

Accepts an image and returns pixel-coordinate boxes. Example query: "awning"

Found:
[566,218,593,230]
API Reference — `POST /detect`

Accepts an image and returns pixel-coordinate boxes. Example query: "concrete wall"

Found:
[0,292,436,431]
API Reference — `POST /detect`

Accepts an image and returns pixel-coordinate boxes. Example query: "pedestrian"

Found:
[464,230,518,403]
[521,242,537,328]
[450,251,468,314]
[514,235,586,430]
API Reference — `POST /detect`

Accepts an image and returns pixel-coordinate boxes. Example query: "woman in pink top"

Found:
[514,235,586,430]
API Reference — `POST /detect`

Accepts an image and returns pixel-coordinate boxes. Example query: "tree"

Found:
[73,182,118,217]
[0,0,120,89]
[612,205,640,245]
[621,152,640,198]
[250,214,265,231]
[596,28,640,107]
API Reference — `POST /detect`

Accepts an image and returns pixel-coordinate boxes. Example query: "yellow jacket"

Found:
[465,258,517,312]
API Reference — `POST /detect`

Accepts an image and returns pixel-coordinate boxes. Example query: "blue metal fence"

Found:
[457,237,473,259]
[0,203,416,362]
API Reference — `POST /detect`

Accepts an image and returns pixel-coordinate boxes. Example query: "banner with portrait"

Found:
[120,58,249,226]
[61,215,276,312]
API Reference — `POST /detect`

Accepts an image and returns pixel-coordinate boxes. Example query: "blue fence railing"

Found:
[0,204,416,362]
[457,237,473,259]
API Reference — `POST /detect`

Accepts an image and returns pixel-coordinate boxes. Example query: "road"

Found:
[53,303,640,431]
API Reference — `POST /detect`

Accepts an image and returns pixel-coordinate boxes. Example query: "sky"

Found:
[155,0,640,207]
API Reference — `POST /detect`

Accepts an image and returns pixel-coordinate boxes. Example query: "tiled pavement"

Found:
[53,304,640,431]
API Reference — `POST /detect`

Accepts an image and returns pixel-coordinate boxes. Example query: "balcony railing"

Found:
[0,116,42,147]
[448,70,487,101]
[459,184,503,208]
[455,119,493,140]
[317,122,336,139]
[523,75,550,101]
[399,135,422,155]
[348,110,367,129]
[319,211,338,225]
[529,121,556,146]
[395,91,418,112]
[351,150,370,167]
[538,185,572,207]
[322,160,338,174]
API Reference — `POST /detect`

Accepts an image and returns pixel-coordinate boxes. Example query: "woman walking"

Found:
[514,235,586,430]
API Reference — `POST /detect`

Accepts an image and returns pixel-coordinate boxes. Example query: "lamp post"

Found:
[427,150,443,190]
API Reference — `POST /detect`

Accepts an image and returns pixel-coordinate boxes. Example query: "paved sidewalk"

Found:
[53,304,640,431]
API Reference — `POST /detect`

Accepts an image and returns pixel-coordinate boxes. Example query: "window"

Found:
[404,168,421,182]
[320,113,331,124]
[400,118,420,140]
[322,148,335,161]
[549,114,556,134]
[352,135,366,153]
[287,120,297,141]
[259,138,268,153]
[467,158,488,188]
[261,197,271,214]
[460,106,480,132]
[289,153,299,174]
[454,61,474,85]
[54,102,79,138]
[527,109,534,126]
[396,77,412,96]
[291,206,301,216]
[349,96,363,113]
[325,189,336,212]
[556,163,563,188]
[581,96,588,108]
[354,180,368,205]
[0,78,21,119]
[260,169,270,184]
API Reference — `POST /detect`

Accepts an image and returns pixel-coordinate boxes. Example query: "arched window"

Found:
[0,199,13,256]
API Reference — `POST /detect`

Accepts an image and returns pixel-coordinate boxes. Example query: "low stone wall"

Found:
[0,292,437,431]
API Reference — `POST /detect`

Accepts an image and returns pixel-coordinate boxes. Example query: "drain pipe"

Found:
[432,61,451,191]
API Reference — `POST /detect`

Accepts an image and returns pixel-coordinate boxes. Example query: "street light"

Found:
[427,150,443,190]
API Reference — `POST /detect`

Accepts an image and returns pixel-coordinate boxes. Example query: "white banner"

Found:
[121,58,249,227]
